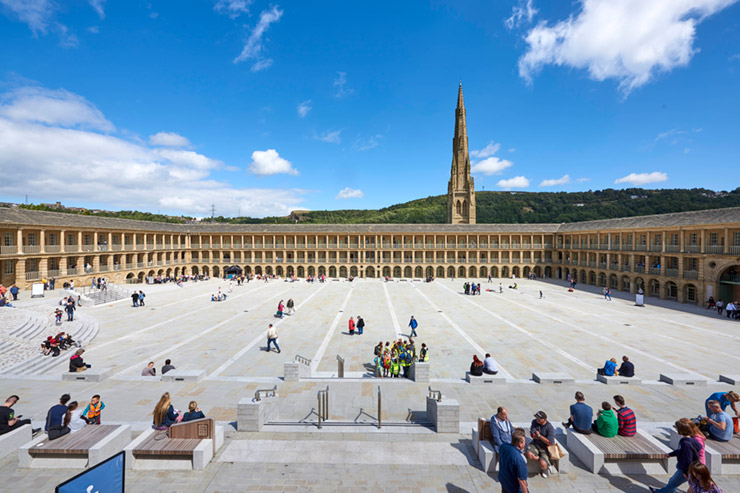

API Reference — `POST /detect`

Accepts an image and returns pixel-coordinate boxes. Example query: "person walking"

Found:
[64,299,75,322]
[348,317,355,336]
[138,290,145,306]
[498,429,529,493]
[131,291,139,307]
[356,316,365,335]
[286,298,295,315]
[408,316,418,338]
[650,420,702,493]
[266,324,280,353]
[277,300,284,319]
[9,284,19,301]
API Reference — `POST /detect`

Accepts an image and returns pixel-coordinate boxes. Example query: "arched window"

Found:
[456,200,461,215]
[462,200,468,215]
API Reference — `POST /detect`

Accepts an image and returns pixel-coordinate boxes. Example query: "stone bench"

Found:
[532,372,575,384]
[162,369,206,382]
[597,374,642,385]
[465,372,506,385]
[125,418,224,470]
[62,367,113,382]
[670,429,740,475]
[659,373,708,386]
[472,418,569,475]
[719,374,740,385]
[566,428,674,475]
[410,362,430,382]
[19,425,130,469]
[0,424,32,461]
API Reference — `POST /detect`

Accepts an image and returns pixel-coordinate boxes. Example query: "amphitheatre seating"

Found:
[532,372,575,384]
[659,373,708,386]
[596,374,642,385]
[125,418,224,470]
[0,424,32,461]
[471,418,569,475]
[670,430,740,475]
[465,371,506,385]
[19,424,130,469]
[566,428,673,475]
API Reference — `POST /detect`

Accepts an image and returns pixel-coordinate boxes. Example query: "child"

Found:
[82,394,106,424]
[53,308,63,325]
[182,401,205,422]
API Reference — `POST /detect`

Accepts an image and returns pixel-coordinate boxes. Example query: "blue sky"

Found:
[1,0,739,217]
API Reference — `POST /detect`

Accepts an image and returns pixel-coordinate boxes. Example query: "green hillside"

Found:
[14,187,740,225]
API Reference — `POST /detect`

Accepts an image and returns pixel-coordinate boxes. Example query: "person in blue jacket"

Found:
[490,406,514,453]
[152,392,180,429]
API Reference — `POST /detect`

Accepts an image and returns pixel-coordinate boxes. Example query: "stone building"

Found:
[447,83,476,225]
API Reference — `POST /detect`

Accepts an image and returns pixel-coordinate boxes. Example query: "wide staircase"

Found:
[79,283,131,305]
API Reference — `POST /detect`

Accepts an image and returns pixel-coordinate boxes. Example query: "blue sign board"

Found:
[56,451,125,493]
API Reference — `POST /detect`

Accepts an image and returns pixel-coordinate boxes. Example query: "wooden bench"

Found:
[19,424,130,469]
[465,372,507,385]
[567,428,673,475]
[125,418,224,470]
[0,424,32,461]
[670,429,740,475]
[471,418,569,475]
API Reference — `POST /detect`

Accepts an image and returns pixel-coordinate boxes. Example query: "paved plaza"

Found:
[1,277,739,491]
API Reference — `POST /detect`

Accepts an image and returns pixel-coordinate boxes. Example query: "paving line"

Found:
[209,282,330,378]
[468,284,713,379]
[112,286,292,378]
[409,283,514,380]
[435,283,593,371]
[382,282,405,339]
[310,287,354,372]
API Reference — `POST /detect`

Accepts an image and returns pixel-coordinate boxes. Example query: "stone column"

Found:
[39,230,45,254]
[16,229,22,254]
[724,228,730,254]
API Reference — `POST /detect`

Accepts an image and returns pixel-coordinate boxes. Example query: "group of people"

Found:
[464,282,482,295]
[0,283,20,302]
[152,392,206,429]
[597,355,635,377]
[131,290,146,307]
[34,393,107,440]
[40,332,78,357]
[561,392,637,438]
[706,297,740,320]
[276,299,295,318]
[469,353,499,376]
[348,316,364,335]
[373,338,428,378]
[141,359,176,376]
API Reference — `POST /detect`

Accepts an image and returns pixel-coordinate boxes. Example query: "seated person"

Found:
[0,395,37,435]
[706,400,733,442]
[141,362,156,376]
[617,356,634,378]
[705,391,740,417]
[562,391,593,434]
[0,296,13,308]
[64,401,87,433]
[153,392,181,429]
[593,401,618,437]
[483,353,499,375]
[598,358,618,376]
[41,337,60,357]
[182,401,206,422]
[45,394,71,431]
[614,395,637,437]
[69,349,91,373]
[527,411,556,479]
[470,355,484,377]
[161,359,176,374]
[490,406,514,454]
[211,294,217,302]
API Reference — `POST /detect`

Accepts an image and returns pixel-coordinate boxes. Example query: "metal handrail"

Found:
[428,386,442,402]
[254,385,277,402]
[295,354,311,366]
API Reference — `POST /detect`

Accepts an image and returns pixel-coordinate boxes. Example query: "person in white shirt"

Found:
[483,353,499,375]
[64,401,87,433]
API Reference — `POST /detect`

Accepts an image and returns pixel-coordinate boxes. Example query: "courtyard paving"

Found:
[1,277,739,491]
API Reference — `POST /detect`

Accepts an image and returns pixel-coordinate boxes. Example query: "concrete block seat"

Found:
[566,428,674,475]
[719,374,740,385]
[597,374,642,385]
[0,424,32,461]
[670,430,740,475]
[161,369,206,382]
[472,418,569,476]
[19,424,131,469]
[532,372,575,384]
[659,373,708,386]
[125,418,224,470]
[466,372,507,385]
[62,367,113,382]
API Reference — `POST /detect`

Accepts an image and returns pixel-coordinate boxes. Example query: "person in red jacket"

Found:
[348,317,355,335]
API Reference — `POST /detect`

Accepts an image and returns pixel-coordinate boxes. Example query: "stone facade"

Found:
[447,83,476,225]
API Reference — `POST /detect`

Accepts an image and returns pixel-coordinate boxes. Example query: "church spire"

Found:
[447,82,476,224]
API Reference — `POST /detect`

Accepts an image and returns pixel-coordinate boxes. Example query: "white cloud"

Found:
[471,157,513,175]
[336,187,364,199]
[470,141,501,158]
[88,26,100,34]
[539,174,571,187]
[497,176,530,189]
[0,0,55,34]
[88,0,105,19]
[333,72,353,98]
[0,84,305,217]
[614,171,668,185]
[0,86,113,131]
[518,0,738,94]
[354,134,382,151]
[248,149,298,176]
[315,129,341,144]
[297,100,312,118]
[233,5,283,72]
[149,132,191,147]
[214,0,251,18]
[505,0,538,29]
[576,177,591,183]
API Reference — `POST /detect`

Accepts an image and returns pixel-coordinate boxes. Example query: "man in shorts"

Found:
[527,411,555,479]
